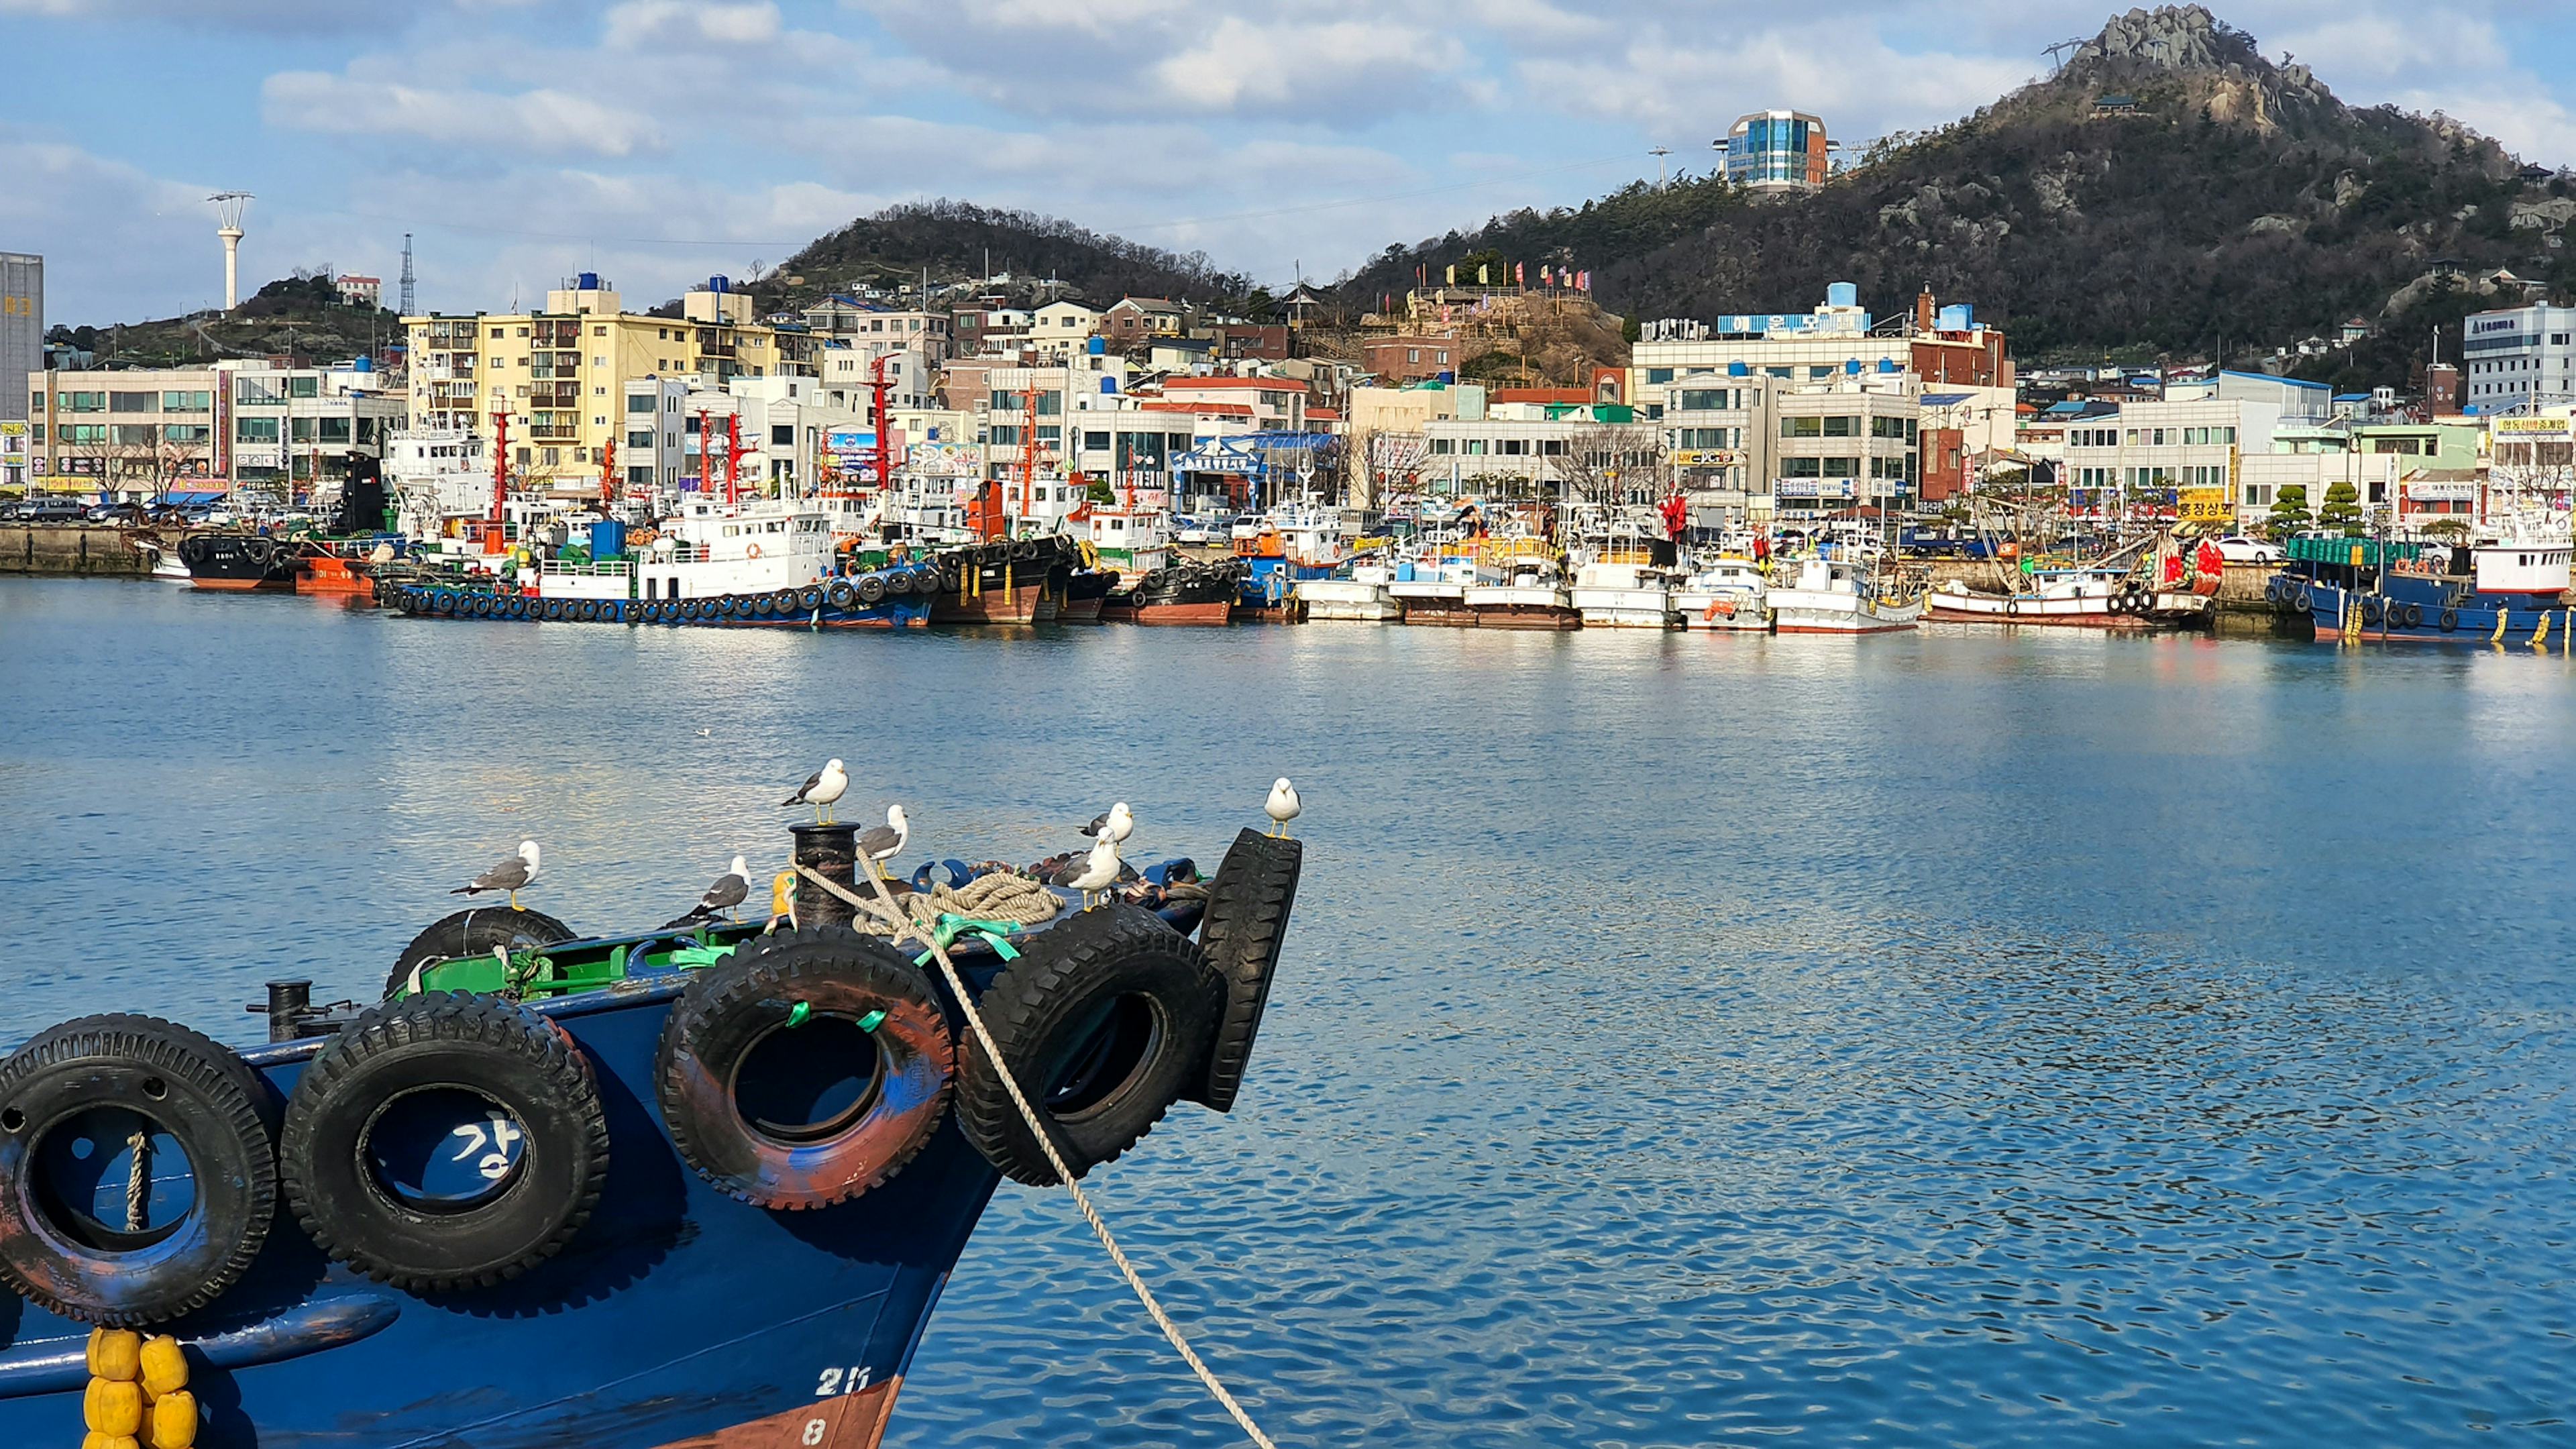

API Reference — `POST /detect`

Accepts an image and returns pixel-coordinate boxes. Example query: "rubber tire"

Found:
[0,1014,278,1326]
[2404,601,2424,628]
[655,926,954,1210]
[282,994,605,1294]
[798,586,824,612]
[435,593,458,616]
[680,599,702,621]
[2440,607,2459,633]
[957,904,1220,1185]
[826,580,857,610]
[2362,596,2384,625]
[542,599,564,621]
[771,589,800,615]
[857,574,888,606]
[2295,586,2314,613]
[387,906,578,1002]
[1191,828,1303,1114]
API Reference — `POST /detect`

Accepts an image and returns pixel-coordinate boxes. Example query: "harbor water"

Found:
[1,576,2571,1446]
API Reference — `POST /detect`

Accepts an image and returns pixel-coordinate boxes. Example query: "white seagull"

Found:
[857,804,910,883]
[1265,777,1301,837]
[1079,801,1135,846]
[692,854,751,922]
[453,840,541,910]
[1053,834,1122,911]
[782,758,849,824]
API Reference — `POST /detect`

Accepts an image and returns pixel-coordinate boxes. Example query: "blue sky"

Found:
[6,1,2576,325]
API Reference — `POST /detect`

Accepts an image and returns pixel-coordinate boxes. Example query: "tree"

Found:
[2317,479,2364,535]
[2265,483,2311,540]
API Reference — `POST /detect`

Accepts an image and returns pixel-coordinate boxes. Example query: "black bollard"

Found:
[789,821,859,929]
[265,980,313,1043]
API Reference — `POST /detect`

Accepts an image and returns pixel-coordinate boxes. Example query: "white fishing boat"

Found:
[1296,565,1403,622]
[130,538,193,582]
[1768,555,1923,634]
[1672,555,1770,631]
[1567,559,1680,629]
[1464,537,1578,629]
[626,496,838,603]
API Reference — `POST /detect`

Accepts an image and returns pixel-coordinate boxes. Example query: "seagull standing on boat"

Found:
[782,759,848,825]
[452,841,541,910]
[857,805,910,883]
[691,855,751,922]
[1053,834,1122,911]
[1265,778,1301,837]
[1079,801,1134,847]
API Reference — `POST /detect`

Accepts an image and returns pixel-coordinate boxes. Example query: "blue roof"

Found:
[2219,369,2328,391]
[2043,400,2092,415]
[1921,392,1975,407]
[2333,393,2372,402]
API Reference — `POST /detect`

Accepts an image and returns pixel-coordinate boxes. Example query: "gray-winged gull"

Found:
[781,758,848,824]
[453,840,541,909]
[1053,834,1121,911]
[1265,777,1301,837]
[1079,801,1134,846]
[692,854,751,922]
[857,804,910,883]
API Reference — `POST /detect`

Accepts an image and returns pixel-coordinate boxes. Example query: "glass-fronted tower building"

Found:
[1720,111,1829,193]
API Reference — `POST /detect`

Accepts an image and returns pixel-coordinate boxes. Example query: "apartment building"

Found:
[2461,303,2576,411]
[28,362,401,497]
[1,252,38,423]
[1658,374,1921,522]
[2059,398,2274,516]
[405,274,810,496]
[800,297,953,366]
[1155,376,1307,430]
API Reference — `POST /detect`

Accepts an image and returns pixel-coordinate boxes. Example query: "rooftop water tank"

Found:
[1100,377,1118,394]
[1089,335,1106,356]
[1728,360,1750,376]
[576,271,601,290]
[1826,282,1858,308]
[1877,358,1900,374]
[1937,304,1974,331]
[708,275,731,293]
[352,356,374,373]
[1845,359,1862,375]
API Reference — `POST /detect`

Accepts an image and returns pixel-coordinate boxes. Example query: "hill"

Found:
[1342,5,2569,380]
[745,199,1255,313]
[58,273,400,370]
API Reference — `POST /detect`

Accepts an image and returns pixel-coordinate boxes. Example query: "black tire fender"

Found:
[281,993,606,1293]
[2439,606,2459,633]
[1191,828,1303,1114]
[958,905,1219,1185]
[857,574,888,605]
[655,926,953,1209]
[825,580,857,610]
[798,586,824,612]
[388,906,578,1001]
[0,1014,278,1326]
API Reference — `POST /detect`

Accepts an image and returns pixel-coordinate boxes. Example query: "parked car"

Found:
[2213,535,2284,564]
[85,502,146,523]
[5,498,85,523]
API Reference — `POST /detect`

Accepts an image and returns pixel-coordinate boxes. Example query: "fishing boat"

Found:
[1767,554,1923,634]
[126,537,193,583]
[1566,559,1679,629]
[1107,557,1243,626]
[174,531,301,591]
[0,813,1305,1449]
[2275,531,2576,645]
[1670,554,1770,631]
[1296,559,1401,623]
[925,536,1079,625]
[1927,572,2207,627]
[1463,537,1579,630]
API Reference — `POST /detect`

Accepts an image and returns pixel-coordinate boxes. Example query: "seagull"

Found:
[691,854,751,922]
[452,840,541,910]
[1265,777,1301,837]
[1079,801,1134,846]
[1053,835,1122,911]
[782,758,848,825]
[857,804,910,883]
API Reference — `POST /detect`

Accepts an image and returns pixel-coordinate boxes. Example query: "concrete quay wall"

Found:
[1,526,148,577]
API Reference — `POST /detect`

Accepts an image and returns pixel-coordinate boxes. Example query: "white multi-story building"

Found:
[2461,303,2576,412]
[30,360,403,499]
[2058,398,2278,517]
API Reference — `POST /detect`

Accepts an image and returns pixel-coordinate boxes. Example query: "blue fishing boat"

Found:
[0,816,1303,1448]
[2271,533,2575,644]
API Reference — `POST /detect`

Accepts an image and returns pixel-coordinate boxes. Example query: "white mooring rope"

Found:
[796,862,1281,1449]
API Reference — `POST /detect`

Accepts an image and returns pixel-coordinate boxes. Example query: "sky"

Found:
[5,0,2576,325]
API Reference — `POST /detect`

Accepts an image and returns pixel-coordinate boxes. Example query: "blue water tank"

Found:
[1937,304,1974,331]
[1827,282,1858,308]
[1088,335,1106,356]
[1845,359,1862,375]
[352,356,374,373]
[577,271,601,290]
[708,275,731,293]
[591,518,627,558]
[1100,376,1118,394]
[1877,358,1900,374]
[1727,360,1750,377]
[1436,371,1455,384]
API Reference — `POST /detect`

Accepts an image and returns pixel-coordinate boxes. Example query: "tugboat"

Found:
[1112,557,1244,625]
[926,537,1080,625]
[0,804,1304,1449]
[2274,530,2575,644]
[175,531,301,591]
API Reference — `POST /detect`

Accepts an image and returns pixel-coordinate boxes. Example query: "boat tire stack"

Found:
[654,926,954,1209]
[955,904,1220,1185]
[280,992,608,1293]
[0,1014,278,1326]
[1189,829,1305,1114]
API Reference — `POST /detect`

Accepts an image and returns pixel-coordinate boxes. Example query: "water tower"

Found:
[208,192,254,309]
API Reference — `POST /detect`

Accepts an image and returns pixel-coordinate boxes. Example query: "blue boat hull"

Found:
[0,912,1189,1449]
[2281,570,2575,646]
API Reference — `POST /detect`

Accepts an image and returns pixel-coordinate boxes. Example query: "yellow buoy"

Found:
[87,1330,142,1382]
[147,1388,199,1448]
[84,1377,144,1436]
[138,1336,188,1397]
[80,1433,139,1449]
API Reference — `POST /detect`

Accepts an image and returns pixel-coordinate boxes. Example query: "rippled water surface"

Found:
[3,578,2573,1446]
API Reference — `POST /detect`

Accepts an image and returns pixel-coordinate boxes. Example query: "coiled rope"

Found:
[841,871,1064,940]
[796,863,1280,1449]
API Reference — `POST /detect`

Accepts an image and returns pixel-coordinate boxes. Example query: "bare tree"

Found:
[1548,423,1674,506]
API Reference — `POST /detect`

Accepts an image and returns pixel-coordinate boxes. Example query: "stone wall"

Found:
[0,527,149,576]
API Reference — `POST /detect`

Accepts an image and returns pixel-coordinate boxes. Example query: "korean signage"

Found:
[1670,449,1738,468]
[2491,416,2573,440]
[906,441,979,476]
[2406,479,2476,502]
[1772,478,1855,499]
[824,427,877,461]
[2178,487,2231,523]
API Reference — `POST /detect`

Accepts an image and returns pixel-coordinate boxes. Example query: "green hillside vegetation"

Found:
[749,200,1254,313]
[57,272,398,370]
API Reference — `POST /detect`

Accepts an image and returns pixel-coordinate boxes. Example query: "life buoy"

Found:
[745,543,763,559]
[958,905,1220,1185]
[0,1014,278,1326]
[280,992,606,1293]
[857,574,887,606]
[1191,829,1303,1114]
[825,579,857,610]
[655,926,953,1209]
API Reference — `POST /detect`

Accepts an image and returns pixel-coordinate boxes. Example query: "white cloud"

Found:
[262,72,662,158]
[603,1,782,49]
[0,133,231,320]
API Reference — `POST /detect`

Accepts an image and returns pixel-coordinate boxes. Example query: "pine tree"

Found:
[2317,480,2364,536]
[2264,484,2311,541]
